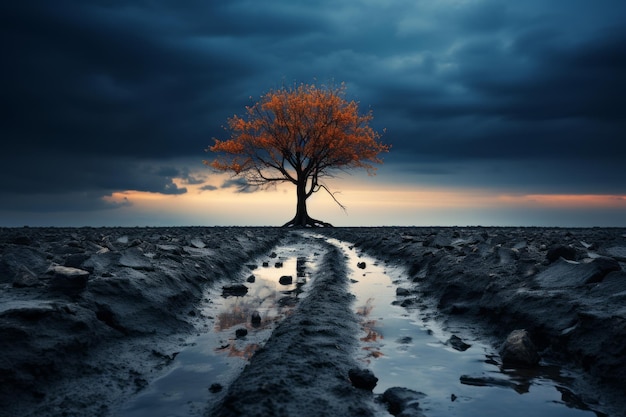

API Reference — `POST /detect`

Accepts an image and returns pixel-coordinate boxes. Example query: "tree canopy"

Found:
[205,83,389,227]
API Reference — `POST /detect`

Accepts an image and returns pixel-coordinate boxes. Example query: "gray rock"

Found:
[546,245,577,263]
[424,233,455,249]
[500,329,540,367]
[348,368,377,391]
[535,257,621,288]
[279,275,293,285]
[119,248,154,271]
[47,265,90,291]
[460,375,529,393]
[222,284,248,297]
[251,311,262,326]
[0,246,50,283]
[357,261,366,269]
[447,335,471,351]
[209,383,223,393]
[12,265,40,288]
[396,287,410,296]
[381,387,426,417]
[190,238,206,249]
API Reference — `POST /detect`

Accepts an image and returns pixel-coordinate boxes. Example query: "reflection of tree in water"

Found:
[218,342,260,360]
[356,298,384,362]
[214,276,308,359]
[356,297,375,317]
[215,283,276,331]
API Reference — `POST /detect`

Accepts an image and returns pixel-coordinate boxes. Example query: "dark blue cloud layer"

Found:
[1,0,624,216]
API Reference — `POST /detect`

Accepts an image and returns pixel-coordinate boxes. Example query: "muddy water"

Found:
[114,242,323,417]
[329,237,601,417]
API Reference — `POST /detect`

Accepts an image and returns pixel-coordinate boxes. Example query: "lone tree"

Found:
[205,83,389,227]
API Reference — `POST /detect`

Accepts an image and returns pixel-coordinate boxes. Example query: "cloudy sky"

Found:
[2,0,625,227]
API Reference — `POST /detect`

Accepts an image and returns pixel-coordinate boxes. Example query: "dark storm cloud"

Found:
[1,0,625,218]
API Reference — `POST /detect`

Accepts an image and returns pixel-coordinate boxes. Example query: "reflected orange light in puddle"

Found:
[357,298,384,361]
[224,343,261,360]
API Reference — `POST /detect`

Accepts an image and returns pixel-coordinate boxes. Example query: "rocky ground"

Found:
[1,227,625,417]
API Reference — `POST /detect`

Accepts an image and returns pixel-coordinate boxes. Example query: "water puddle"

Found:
[329,238,602,417]
[115,241,323,417]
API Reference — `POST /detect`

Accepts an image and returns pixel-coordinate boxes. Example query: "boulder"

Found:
[119,248,154,271]
[546,245,577,263]
[12,265,40,288]
[348,368,378,391]
[47,265,90,291]
[500,329,540,367]
[535,257,621,288]
[190,238,206,249]
[423,233,455,249]
[381,387,426,417]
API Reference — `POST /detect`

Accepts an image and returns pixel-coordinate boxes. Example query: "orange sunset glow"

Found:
[91,171,626,228]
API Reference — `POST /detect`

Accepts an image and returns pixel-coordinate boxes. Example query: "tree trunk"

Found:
[292,180,309,227]
[282,179,333,228]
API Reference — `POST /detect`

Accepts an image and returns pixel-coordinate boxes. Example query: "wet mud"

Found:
[1,227,625,416]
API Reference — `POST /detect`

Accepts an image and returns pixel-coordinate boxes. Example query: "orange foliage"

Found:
[204,83,389,187]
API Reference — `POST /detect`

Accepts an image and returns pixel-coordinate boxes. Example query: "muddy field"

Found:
[1,227,625,417]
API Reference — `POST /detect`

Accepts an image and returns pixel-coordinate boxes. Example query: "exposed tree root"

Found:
[282,215,333,228]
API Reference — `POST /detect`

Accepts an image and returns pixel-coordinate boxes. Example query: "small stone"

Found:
[396,287,410,296]
[222,284,248,297]
[251,311,262,326]
[209,383,223,393]
[348,368,378,391]
[235,328,248,338]
[357,262,366,269]
[275,261,283,268]
[246,275,256,283]
[500,329,540,367]
[279,275,293,285]
[447,335,471,352]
